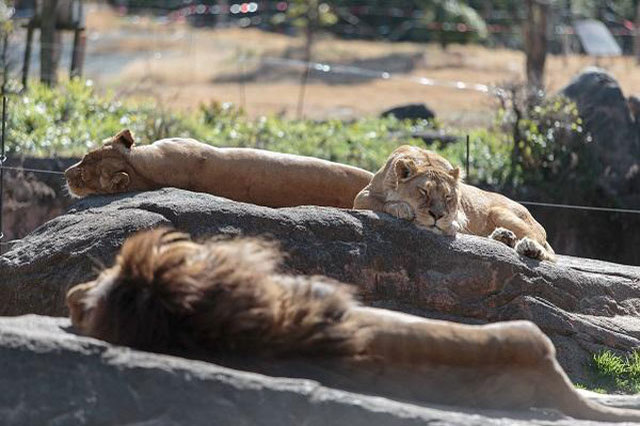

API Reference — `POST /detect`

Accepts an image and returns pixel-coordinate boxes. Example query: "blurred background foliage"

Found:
[8,79,593,202]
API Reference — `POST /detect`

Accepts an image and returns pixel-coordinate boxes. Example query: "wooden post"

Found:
[523,0,549,90]
[70,27,86,78]
[635,2,640,64]
[40,0,61,86]
[22,23,35,89]
[296,5,316,119]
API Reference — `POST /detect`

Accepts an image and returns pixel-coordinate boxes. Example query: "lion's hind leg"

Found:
[350,308,640,422]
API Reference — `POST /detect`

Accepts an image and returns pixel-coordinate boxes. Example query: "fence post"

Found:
[0,95,6,243]
[465,134,470,179]
[0,28,7,242]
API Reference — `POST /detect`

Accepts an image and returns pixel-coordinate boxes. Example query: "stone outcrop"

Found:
[1,314,638,426]
[1,157,77,243]
[381,103,435,121]
[560,67,640,201]
[2,188,640,382]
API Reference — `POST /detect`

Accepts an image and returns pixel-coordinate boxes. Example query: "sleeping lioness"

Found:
[65,228,640,422]
[354,145,555,261]
[65,129,373,208]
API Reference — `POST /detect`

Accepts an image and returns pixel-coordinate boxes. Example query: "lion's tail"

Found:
[543,365,640,422]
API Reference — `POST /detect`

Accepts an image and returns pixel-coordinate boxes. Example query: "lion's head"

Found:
[64,129,142,197]
[385,157,466,236]
[66,228,359,357]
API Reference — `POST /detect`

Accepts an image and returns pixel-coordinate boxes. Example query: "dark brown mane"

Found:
[70,228,362,359]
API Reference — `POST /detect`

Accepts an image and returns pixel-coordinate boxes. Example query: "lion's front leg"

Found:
[489,227,518,248]
[383,201,415,221]
[488,208,555,262]
[353,189,415,222]
[353,187,385,211]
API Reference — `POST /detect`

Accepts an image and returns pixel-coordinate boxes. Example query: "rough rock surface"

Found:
[560,67,640,199]
[381,103,435,121]
[2,188,640,382]
[0,314,638,426]
[1,157,77,243]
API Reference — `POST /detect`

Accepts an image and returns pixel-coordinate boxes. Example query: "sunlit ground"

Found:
[23,4,640,128]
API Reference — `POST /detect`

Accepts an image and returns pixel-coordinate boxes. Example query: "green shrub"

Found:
[581,350,640,394]
[7,80,452,172]
[496,90,602,200]
[438,127,512,186]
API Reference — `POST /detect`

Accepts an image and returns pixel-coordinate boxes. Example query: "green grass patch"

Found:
[578,350,640,394]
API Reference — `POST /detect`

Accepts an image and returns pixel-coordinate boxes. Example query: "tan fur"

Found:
[354,145,555,261]
[64,129,373,209]
[66,229,640,422]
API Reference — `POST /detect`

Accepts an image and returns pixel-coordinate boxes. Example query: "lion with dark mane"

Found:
[67,228,640,422]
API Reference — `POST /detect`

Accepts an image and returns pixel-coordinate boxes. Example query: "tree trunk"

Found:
[296,22,314,119]
[523,0,549,90]
[40,0,61,86]
[218,0,228,26]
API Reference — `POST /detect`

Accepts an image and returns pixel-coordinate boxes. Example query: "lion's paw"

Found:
[515,237,546,261]
[489,227,518,248]
[384,201,415,221]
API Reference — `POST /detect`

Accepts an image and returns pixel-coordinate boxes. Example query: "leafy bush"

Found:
[495,87,602,201]
[8,80,510,175]
[583,350,640,394]
[10,79,592,193]
[438,127,512,186]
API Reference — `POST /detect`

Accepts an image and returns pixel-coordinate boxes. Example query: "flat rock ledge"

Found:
[1,314,638,426]
[2,188,640,383]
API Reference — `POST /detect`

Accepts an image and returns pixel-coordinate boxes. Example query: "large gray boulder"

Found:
[560,67,640,198]
[2,188,640,382]
[0,314,638,426]
[1,157,76,242]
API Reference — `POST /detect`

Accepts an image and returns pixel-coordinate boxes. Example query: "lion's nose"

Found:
[64,162,83,179]
[66,282,92,307]
[429,210,444,220]
[66,282,95,329]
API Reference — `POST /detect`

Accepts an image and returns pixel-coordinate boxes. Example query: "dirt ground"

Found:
[81,5,640,127]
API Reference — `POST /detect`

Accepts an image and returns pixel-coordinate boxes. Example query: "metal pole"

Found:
[0,29,7,241]
[0,96,6,242]
[1,31,7,94]
[237,49,246,111]
[296,62,311,119]
[465,134,470,179]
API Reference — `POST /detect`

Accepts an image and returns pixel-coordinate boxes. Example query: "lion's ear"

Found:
[449,167,461,181]
[110,172,131,192]
[395,158,418,182]
[113,129,135,149]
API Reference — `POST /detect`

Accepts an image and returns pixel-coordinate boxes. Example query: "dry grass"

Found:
[84,6,640,128]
